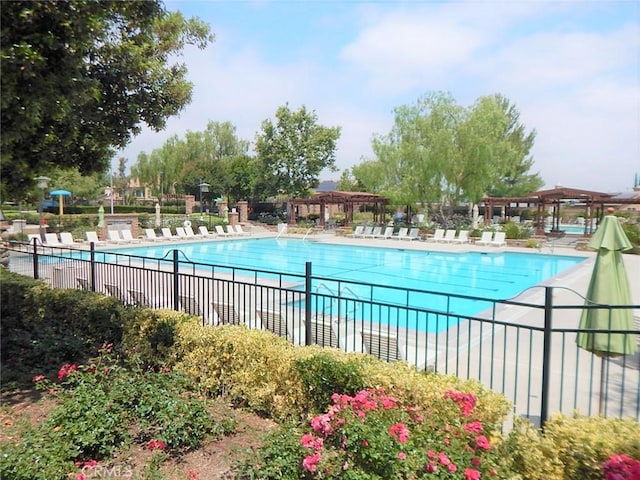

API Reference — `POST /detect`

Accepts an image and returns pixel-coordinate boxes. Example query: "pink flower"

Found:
[448,463,458,473]
[426,450,436,459]
[147,439,167,450]
[439,452,451,466]
[444,390,477,417]
[76,475,86,480]
[310,414,333,435]
[57,363,77,380]
[476,435,491,451]
[381,396,398,409]
[471,457,481,467]
[426,462,438,473]
[389,422,410,443]
[398,452,407,460]
[301,433,324,451]
[361,439,369,447]
[603,454,640,480]
[464,421,483,433]
[302,452,322,472]
[83,460,97,468]
[464,468,482,480]
[32,374,46,383]
[187,471,199,479]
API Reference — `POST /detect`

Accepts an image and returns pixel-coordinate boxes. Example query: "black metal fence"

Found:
[8,240,640,426]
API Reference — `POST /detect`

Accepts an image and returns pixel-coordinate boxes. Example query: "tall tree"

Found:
[1,1,214,198]
[255,104,341,198]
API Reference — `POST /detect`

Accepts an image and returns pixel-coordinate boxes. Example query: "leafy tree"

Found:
[336,169,366,192]
[355,92,542,217]
[255,104,341,198]
[1,0,214,198]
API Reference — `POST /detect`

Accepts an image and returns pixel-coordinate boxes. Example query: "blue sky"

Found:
[117,0,640,193]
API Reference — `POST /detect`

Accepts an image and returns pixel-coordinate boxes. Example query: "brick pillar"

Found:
[238,201,248,223]
[228,211,239,226]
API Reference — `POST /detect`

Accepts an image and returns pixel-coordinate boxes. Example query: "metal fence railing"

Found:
[8,241,640,426]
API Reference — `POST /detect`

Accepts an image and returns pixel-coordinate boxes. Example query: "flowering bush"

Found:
[296,387,503,479]
[603,454,640,480]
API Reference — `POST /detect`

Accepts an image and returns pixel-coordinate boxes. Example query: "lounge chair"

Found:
[310,319,340,348]
[375,226,395,239]
[257,309,290,338]
[76,277,90,291]
[475,231,494,246]
[365,226,382,238]
[450,230,469,244]
[393,227,409,240]
[120,230,141,243]
[179,294,214,325]
[144,228,164,242]
[104,283,131,304]
[215,225,232,237]
[442,230,457,243]
[128,288,168,308]
[361,330,403,362]
[107,230,127,243]
[175,227,189,239]
[225,225,240,236]
[212,301,242,325]
[234,224,251,236]
[59,232,79,246]
[428,229,445,242]
[27,234,43,245]
[161,228,178,241]
[85,231,106,246]
[44,233,62,246]
[489,231,507,247]
[350,226,365,238]
[400,228,420,241]
[198,226,215,237]
[184,226,199,238]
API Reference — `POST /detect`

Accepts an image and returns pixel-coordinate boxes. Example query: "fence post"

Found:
[305,261,312,346]
[173,249,180,311]
[33,239,39,279]
[540,286,553,428]
[90,243,96,291]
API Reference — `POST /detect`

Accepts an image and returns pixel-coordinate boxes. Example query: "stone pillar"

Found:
[228,211,239,226]
[238,201,248,223]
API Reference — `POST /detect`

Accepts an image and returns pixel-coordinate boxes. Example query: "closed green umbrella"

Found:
[576,210,636,412]
[97,205,105,228]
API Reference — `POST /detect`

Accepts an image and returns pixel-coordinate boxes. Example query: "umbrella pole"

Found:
[598,356,607,415]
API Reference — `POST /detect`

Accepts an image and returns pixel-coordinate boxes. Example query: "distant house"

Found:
[316,180,338,192]
[611,185,640,213]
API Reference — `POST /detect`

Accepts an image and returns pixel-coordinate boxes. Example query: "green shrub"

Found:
[293,353,367,414]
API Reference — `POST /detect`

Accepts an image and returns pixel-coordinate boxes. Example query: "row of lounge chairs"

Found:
[351,226,420,241]
[81,277,428,370]
[144,224,251,242]
[350,226,507,246]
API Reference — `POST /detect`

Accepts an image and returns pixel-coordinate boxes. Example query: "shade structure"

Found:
[576,213,636,413]
[97,205,105,228]
[49,189,72,216]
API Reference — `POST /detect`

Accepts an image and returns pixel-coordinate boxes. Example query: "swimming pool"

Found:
[104,238,587,329]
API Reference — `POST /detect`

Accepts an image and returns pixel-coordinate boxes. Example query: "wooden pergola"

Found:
[289,191,389,227]
[482,187,630,235]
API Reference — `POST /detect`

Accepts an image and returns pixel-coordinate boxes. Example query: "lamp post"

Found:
[35,176,50,240]
[198,181,210,221]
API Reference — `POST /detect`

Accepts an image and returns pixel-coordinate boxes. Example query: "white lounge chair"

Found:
[428,229,445,242]
[213,301,242,325]
[161,228,178,241]
[376,226,395,239]
[489,231,507,247]
[120,230,141,243]
[144,228,164,242]
[175,227,189,239]
[257,309,291,338]
[27,234,43,245]
[226,225,239,236]
[234,224,251,236]
[184,226,199,238]
[365,226,382,238]
[361,330,428,370]
[215,225,232,237]
[104,283,131,304]
[107,230,127,243]
[393,227,409,240]
[85,231,106,246]
[475,231,494,246]
[59,232,79,246]
[400,228,420,241]
[128,288,168,309]
[452,230,470,244]
[310,319,341,349]
[198,226,215,237]
[76,277,90,291]
[350,225,365,238]
[442,230,457,243]
[44,233,62,246]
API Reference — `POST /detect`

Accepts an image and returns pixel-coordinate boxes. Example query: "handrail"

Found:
[302,227,314,241]
[276,224,288,238]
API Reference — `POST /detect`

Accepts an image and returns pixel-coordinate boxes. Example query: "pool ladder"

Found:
[314,282,360,316]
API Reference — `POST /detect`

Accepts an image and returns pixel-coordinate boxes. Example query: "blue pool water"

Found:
[102,238,587,329]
